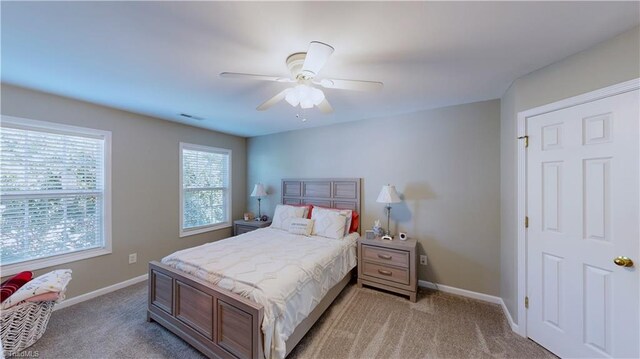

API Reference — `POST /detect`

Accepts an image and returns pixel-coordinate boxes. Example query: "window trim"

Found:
[0,115,112,277]
[179,142,232,237]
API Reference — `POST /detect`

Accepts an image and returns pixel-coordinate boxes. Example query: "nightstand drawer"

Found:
[362,261,409,285]
[362,245,409,268]
[233,220,272,236]
[235,225,256,235]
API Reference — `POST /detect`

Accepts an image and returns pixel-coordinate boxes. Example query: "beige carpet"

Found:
[22,281,554,358]
[289,285,554,359]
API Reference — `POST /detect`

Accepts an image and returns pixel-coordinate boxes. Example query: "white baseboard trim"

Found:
[54,273,148,311]
[53,274,524,334]
[418,280,502,304]
[418,280,520,333]
[498,298,520,334]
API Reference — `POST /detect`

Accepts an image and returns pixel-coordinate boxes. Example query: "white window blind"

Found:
[180,143,231,236]
[1,118,110,270]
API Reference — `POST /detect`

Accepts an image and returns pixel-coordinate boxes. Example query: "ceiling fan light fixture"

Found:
[300,99,314,109]
[310,87,325,105]
[283,84,325,109]
[285,88,299,106]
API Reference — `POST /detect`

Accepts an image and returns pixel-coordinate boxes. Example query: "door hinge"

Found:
[525,296,529,309]
[525,216,529,228]
[518,135,529,148]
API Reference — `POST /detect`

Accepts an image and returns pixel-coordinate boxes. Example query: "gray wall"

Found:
[500,26,640,323]
[1,84,247,299]
[248,100,501,296]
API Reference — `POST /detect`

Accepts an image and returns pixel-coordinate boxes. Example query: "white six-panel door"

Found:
[526,89,639,358]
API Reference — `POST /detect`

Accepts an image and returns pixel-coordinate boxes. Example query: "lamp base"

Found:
[257,197,262,220]
[385,204,392,237]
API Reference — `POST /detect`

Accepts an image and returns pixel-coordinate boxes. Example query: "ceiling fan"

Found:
[220,41,383,113]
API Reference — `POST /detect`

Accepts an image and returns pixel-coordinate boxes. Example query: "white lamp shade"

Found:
[376,185,401,204]
[251,183,267,197]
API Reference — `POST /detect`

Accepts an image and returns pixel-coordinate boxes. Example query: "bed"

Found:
[147,178,361,359]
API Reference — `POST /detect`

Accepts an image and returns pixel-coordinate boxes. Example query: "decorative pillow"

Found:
[1,269,72,310]
[311,207,348,239]
[270,204,307,230]
[310,206,352,236]
[288,218,314,236]
[1,271,33,302]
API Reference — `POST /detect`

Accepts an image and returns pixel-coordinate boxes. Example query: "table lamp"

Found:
[376,185,402,236]
[250,183,267,220]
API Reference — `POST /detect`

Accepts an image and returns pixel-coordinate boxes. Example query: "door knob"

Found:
[613,256,634,267]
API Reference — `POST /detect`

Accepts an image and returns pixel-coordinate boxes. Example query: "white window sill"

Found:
[1,247,112,277]
[179,223,232,238]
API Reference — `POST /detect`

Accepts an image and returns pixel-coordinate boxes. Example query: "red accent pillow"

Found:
[350,211,360,233]
[1,271,33,302]
[287,204,313,219]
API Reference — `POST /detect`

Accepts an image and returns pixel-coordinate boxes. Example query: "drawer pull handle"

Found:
[378,269,393,276]
[377,254,392,260]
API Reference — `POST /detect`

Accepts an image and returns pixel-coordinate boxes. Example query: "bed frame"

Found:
[148,178,361,359]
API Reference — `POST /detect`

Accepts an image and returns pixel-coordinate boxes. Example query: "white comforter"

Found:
[161,227,358,359]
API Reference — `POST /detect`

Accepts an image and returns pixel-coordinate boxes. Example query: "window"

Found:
[180,143,231,237]
[0,116,111,276]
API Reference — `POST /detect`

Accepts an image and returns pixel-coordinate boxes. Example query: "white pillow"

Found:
[311,207,348,239]
[313,207,352,236]
[288,218,314,236]
[271,204,307,230]
[339,209,353,236]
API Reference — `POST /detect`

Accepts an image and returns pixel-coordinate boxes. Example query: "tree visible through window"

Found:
[180,143,231,236]
[0,119,110,269]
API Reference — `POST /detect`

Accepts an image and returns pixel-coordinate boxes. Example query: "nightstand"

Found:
[233,219,272,236]
[357,237,418,302]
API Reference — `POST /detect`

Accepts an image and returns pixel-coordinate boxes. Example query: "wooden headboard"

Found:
[281,178,361,214]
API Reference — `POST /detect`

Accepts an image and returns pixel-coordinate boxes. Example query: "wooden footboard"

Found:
[147,261,264,359]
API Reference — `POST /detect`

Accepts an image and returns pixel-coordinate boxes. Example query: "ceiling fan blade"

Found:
[256,89,289,111]
[220,72,293,83]
[317,99,334,113]
[301,41,334,78]
[317,78,383,91]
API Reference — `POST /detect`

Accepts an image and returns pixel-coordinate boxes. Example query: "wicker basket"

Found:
[1,301,55,356]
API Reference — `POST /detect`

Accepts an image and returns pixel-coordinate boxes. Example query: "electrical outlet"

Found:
[128,253,137,264]
[420,255,427,265]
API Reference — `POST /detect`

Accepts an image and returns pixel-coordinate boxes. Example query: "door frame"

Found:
[515,78,640,338]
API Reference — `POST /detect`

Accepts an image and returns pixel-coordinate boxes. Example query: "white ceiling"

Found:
[2,2,638,137]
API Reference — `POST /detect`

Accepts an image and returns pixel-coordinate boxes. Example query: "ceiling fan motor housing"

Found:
[286,52,309,79]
